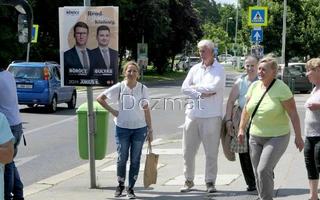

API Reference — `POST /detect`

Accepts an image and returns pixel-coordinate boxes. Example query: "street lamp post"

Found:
[225,17,233,59]
[0,0,33,43]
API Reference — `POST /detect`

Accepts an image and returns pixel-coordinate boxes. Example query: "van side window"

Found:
[53,66,61,80]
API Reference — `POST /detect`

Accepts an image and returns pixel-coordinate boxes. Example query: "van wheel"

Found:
[46,96,57,113]
[67,91,77,109]
[27,104,34,108]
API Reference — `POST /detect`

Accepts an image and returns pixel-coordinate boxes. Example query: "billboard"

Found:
[137,43,148,72]
[59,6,119,86]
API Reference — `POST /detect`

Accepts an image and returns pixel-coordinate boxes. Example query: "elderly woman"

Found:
[238,57,304,200]
[225,55,259,192]
[304,58,320,200]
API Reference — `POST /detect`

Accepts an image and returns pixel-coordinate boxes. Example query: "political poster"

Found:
[59,6,119,86]
[137,43,148,72]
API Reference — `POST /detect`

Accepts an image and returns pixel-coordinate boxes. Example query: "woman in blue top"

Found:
[225,55,259,191]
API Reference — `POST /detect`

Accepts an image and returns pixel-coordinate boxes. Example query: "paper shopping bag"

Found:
[143,141,159,188]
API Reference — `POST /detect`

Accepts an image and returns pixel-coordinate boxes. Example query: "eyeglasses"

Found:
[75,32,88,36]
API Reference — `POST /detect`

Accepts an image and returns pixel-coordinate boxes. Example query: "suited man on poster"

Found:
[91,25,118,79]
[64,21,95,80]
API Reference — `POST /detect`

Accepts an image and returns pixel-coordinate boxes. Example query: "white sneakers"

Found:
[206,182,217,193]
[180,180,217,193]
[180,180,194,192]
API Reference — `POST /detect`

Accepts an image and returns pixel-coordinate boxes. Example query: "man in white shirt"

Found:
[180,39,226,193]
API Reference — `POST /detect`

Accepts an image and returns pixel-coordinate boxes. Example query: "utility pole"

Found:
[234,0,239,56]
[281,0,287,64]
[225,17,232,57]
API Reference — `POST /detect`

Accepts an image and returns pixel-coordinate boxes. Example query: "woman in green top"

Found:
[238,57,304,200]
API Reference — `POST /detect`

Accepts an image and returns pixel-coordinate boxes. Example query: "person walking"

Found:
[225,55,259,192]
[303,58,320,200]
[96,61,153,199]
[238,57,304,200]
[0,68,25,200]
[180,39,226,193]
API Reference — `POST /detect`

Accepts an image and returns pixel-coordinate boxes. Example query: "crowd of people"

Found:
[1,38,320,200]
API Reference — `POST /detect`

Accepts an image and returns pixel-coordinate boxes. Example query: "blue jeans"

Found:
[5,124,24,200]
[115,126,147,189]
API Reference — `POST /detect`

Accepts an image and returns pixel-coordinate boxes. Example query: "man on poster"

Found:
[64,21,95,80]
[91,25,118,77]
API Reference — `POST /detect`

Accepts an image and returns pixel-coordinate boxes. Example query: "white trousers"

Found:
[182,115,222,183]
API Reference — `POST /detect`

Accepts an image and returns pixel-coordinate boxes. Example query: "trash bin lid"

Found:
[76,102,108,113]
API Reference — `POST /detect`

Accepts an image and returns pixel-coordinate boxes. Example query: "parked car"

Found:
[7,61,77,112]
[174,56,201,71]
[218,54,232,61]
[278,63,312,93]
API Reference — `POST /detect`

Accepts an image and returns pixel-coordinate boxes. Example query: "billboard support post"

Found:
[83,0,96,189]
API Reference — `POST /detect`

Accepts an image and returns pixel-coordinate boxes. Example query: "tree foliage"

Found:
[1,0,320,70]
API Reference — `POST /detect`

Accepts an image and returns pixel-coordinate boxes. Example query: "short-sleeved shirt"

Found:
[304,89,320,137]
[0,112,15,199]
[0,71,21,126]
[237,75,258,108]
[246,79,293,137]
[103,81,149,129]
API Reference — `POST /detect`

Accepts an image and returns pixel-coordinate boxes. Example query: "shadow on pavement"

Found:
[276,188,310,197]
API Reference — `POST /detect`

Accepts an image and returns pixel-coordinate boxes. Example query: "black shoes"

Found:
[114,185,125,197]
[246,185,256,191]
[127,188,136,199]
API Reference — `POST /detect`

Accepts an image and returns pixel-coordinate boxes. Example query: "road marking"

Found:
[23,116,76,135]
[15,155,38,167]
[149,93,170,98]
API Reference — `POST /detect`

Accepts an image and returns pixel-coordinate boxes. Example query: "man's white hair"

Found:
[197,40,215,50]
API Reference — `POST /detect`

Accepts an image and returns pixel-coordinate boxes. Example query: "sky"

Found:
[215,0,237,5]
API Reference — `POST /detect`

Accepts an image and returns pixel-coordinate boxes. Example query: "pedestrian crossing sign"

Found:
[248,6,268,26]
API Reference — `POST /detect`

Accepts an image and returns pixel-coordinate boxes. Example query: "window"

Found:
[52,66,61,80]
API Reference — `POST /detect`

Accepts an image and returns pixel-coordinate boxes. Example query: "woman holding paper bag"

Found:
[97,61,153,199]
[238,57,304,200]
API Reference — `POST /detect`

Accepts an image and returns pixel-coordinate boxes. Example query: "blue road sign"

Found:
[31,24,39,43]
[251,30,263,42]
[32,26,36,40]
[214,48,219,55]
[248,7,268,26]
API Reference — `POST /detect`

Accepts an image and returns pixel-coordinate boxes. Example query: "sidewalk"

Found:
[24,135,310,200]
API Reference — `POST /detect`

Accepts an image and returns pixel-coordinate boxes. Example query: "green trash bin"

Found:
[77,102,109,160]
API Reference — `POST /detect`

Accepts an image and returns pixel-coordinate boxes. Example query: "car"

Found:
[174,56,201,71]
[188,56,201,67]
[218,54,232,61]
[278,63,312,93]
[221,56,243,69]
[7,61,77,112]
